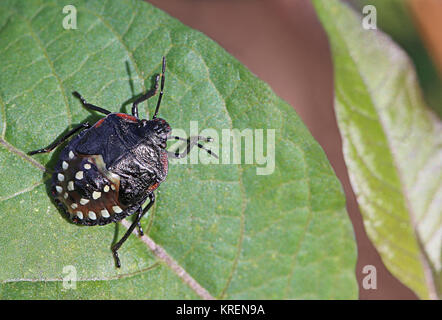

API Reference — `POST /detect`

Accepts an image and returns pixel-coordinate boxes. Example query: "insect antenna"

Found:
[152,56,166,119]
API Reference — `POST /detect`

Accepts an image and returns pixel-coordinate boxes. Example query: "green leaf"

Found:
[0,0,357,299]
[313,0,441,299]
[353,0,442,118]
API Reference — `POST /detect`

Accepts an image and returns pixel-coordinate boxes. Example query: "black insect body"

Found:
[29,57,217,267]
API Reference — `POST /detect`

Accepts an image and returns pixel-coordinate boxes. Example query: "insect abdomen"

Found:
[52,146,132,226]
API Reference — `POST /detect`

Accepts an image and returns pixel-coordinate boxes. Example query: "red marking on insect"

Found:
[116,113,138,122]
[161,151,168,173]
[148,182,159,192]
[94,118,105,128]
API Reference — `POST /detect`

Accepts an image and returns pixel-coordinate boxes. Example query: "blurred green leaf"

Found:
[353,0,442,117]
[0,0,357,299]
[313,0,441,299]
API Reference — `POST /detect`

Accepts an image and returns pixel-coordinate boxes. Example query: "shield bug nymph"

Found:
[29,57,218,267]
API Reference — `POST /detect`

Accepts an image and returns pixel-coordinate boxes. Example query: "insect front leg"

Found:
[73,91,111,115]
[131,75,159,118]
[168,136,218,159]
[28,122,91,155]
[112,193,155,268]
[132,56,166,119]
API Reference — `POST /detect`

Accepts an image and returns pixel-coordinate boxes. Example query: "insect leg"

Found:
[73,91,111,115]
[167,136,218,159]
[137,220,144,236]
[132,74,160,118]
[132,57,166,119]
[112,193,155,268]
[136,207,145,236]
[152,57,166,119]
[170,135,213,143]
[28,122,91,155]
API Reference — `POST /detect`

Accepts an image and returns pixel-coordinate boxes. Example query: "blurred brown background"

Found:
[147,0,442,299]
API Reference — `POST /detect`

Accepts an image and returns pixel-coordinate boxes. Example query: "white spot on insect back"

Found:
[80,198,89,205]
[92,191,101,200]
[57,173,65,182]
[62,161,69,170]
[84,163,91,170]
[71,203,78,209]
[88,211,97,220]
[76,211,83,219]
[112,206,123,213]
[103,185,110,192]
[67,181,74,191]
[55,186,63,193]
[111,185,116,190]
[75,171,84,180]
[63,192,68,199]
[101,209,110,218]
[69,151,75,159]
